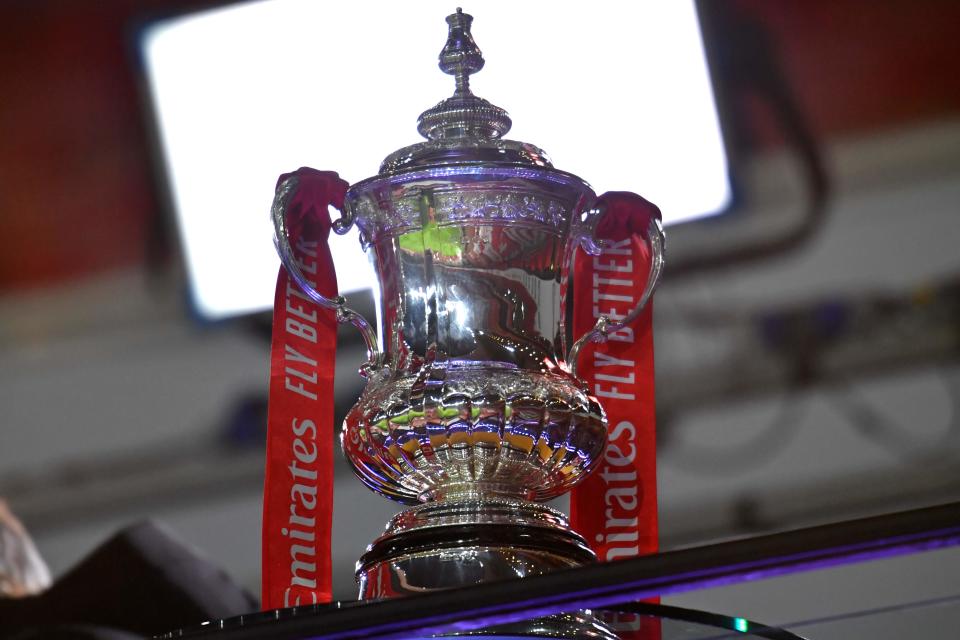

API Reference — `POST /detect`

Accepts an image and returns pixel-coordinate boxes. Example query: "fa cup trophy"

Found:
[271,8,664,612]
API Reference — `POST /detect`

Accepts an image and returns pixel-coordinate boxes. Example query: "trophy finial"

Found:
[417,9,512,141]
[439,8,484,96]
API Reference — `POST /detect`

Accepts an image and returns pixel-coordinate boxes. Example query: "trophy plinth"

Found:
[356,499,594,599]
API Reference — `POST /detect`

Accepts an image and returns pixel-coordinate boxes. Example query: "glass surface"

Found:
[787,593,960,639]
[160,587,960,638]
[160,602,803,639]
[594,605,803,639]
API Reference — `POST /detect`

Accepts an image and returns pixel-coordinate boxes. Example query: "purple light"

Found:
[320,526,960,639]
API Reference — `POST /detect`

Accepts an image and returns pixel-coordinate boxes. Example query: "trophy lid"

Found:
[378,8,556,174]
[344,9,595,248]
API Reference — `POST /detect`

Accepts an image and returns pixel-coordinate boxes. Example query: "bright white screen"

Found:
[142,0,730,319]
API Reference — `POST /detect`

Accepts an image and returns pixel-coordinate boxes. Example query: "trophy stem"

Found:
[421,482,536,503]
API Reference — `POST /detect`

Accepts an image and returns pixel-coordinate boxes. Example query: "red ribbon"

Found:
[569,192,661,638]
[262,168,347,609]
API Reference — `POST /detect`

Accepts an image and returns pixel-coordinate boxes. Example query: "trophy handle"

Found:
[272,175,382,377]
[566,209,665,379]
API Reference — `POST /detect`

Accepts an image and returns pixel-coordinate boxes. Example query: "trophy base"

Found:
[357,498,594,598]
[356,498,617,638]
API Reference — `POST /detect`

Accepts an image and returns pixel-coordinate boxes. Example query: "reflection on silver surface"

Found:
[272,10,663,617]
[339,134,614,505]
[355,499,618,637]
[457,611,621,639]
[356,499,595,599]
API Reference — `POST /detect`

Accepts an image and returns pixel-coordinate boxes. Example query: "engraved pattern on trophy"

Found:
[350,183,574,247]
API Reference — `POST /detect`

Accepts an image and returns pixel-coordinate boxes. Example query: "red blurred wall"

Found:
[0,1,957,290]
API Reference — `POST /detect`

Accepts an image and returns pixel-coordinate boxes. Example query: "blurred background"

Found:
[1,0,959,635]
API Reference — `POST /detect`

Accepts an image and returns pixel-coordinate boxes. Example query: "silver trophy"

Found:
[273,8,663,611]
